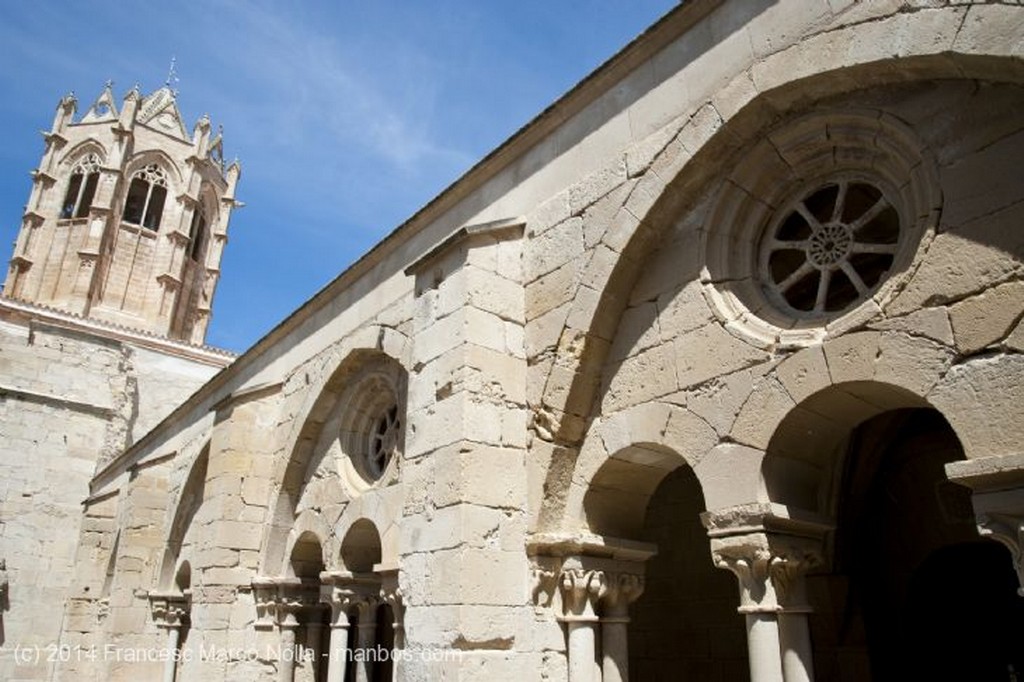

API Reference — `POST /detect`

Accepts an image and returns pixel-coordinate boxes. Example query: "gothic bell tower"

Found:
[2,81,241,345]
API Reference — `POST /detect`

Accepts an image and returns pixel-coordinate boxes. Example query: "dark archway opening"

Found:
[628,464,749,681]
[811,408,1024,681]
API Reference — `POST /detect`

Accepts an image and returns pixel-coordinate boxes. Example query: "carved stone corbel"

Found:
[977,513,1024,597]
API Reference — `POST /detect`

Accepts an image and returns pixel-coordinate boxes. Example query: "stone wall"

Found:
[0,307,225,681]
[38,2,1024,681]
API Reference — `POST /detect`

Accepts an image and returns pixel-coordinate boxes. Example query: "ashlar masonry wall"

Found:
[0,305,227,682]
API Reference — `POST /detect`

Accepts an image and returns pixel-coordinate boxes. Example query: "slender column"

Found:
[148,592,189,682]
[305,616,324,682]
[713,548,784,682]
[559,567,602,682]
[381,577,404,682]
[325,603,351,682]
[354,598,378,682]
[279,609,300,682]
[162,626,181,682]
[771,556,816,682]
[598,573,644,682]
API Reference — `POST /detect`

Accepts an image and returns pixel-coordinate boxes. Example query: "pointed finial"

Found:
[165,56,178,88]
[104,79,114,90]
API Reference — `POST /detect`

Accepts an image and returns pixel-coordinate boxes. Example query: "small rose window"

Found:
[367,404,401,480]
[759,180,901,317]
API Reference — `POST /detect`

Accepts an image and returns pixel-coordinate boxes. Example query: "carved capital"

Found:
[711,532,822,614]
[531,566,559,608]
[978,513,1024,597]
[318,571,382,625]
[252,576,320,629]
[598,572,644,619]
[148,591,190,629]
[559,568,603,621]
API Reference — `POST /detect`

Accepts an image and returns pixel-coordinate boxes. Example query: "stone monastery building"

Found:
[2,1,1024,680]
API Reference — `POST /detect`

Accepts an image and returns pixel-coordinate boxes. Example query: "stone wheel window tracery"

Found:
[760,179,901,316]
[368,404,400,480]
[313,354,407,494]
[700,109,941,348]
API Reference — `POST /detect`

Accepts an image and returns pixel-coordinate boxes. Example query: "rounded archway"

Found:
[583,449,747,679]
[762,388,1022,680]
[340,519,382,573]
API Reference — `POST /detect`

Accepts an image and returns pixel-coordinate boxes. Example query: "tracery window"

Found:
[122,163,168,230]
[367,403,401,481]
[60,153,101,219]
[759,179,902,316]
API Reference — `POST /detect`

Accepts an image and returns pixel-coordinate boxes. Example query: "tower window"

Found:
[188,208,207,262]
[122,163,168,230]
[60,154,101,219]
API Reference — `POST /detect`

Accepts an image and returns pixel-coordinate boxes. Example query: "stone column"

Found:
[278,607,300,682]
[704,507,826,682]
[354,597,378,682]
[148,591,190,682]
[320,573,381,682]
[559,566,603,682]
[322,597,352,682]
[771,556,817,682]
[381,571,404,681]
[713,547,784,682]
[597,572,644,682]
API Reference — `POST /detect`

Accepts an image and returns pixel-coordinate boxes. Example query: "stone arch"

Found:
[538,8,1024,447]
[535,18,1024,526]
[259,329,410,575]
[755,384,1024,677]
[334,496,400,571]
[58,139,108,167]
[339,519,383,573]
[281,510,335,577]
[124,149,182,187]
[573,441,748,677]
[288,531,326,580]
[157,444,209,589]
[559,402,717,535]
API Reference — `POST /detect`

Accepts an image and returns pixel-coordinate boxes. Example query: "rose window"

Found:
[759,180,901,316]
[367,404,400,480]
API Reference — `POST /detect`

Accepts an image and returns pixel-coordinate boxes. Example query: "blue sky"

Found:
[0,1,677,352]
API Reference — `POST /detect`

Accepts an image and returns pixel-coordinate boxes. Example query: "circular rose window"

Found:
[760,179,901,317]
[367,404,401,480]
[700,109,941,349]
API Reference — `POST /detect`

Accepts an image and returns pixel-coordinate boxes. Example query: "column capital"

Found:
[710,532,823,613]
[597,572,645,619]
[252,576,321,629]
[977,513,1024,597]
[148,590,190,629]
[318,570,382,625]
[559,567,604,621]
